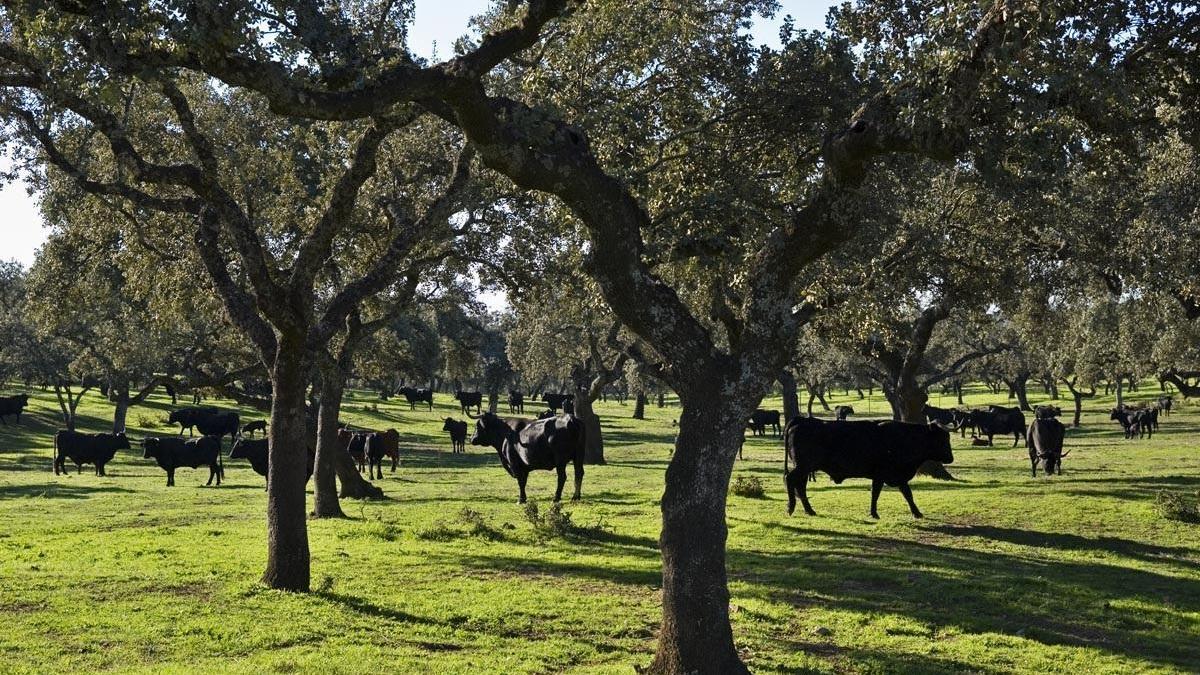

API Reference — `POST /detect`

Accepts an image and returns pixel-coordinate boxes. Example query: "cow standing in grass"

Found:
[142,436,223,486]
[365,429,401,479]
[455,390,483,415]
[784,417,954,519]
[167,406,219,435]
[229,437,313,487]
[469,411,585,503]
[399,387,434,411]
[442,418,467,453]
[0,394,31,425]
[1026,418,1068,477]
[53,430,130,476]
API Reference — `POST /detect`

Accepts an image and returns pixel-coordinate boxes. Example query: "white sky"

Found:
[1,1,833,269]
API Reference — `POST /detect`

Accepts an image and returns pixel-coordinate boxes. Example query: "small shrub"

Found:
[731,475,766,499]
[135,414,160,429]
[316,574,336,594]
[1155,491,1200,523]
[416,523,461,541]
[458,507,504,541]
[522,500,608,540]
[360,403,379,413]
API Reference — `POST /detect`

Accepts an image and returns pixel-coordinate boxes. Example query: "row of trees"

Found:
[2,1,1197,671]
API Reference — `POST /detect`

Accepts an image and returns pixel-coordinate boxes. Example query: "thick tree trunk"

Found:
[574,391,605,465]
[312,368,346,518]
[1072,392,1084,427]
[633,392,646,420]
[891,380,952,480]
[262,338,311,592]
[1009,373,1032,411]
[778,370,800,423]
[814,386,830,412]
[657,391,665,408]
[1115,378,1124,409]
[954,380,964,405]
[112,396,129,434]
[649,400,749,675]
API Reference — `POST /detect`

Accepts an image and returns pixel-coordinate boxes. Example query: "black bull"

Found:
[784,417,954,519]
[469,411,585,503]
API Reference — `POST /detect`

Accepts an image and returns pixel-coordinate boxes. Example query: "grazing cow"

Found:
[53,430,130,476]
[142,436,223,486]
[922,404,957,426]
[541,393,573,413]
[455,390,483,415]
[195,411,240,447]
[953,409,975,437]
[1157,396,1173,417]
[1026,418,1068,477]
[469,411,585,503]
[834,405,855,421]
[442,418,468,453]
[0,394,31,425]
[783,417,954,519]
[167,406,219,435]
[228,438,313,486]
[536,409,557,421]
[746,409,782,437]
[365,428,401,479]
[967,406,1026,447]
[400,387,434,411]
[240,420,267,437]
[563,398,575,415]
[1111,407,1153,439]
[1034,405,1062,420]
[507,390,525,414]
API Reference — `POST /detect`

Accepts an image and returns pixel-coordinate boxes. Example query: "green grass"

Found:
[0,383,1197,673]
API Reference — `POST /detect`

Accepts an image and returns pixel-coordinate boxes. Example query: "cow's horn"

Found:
[464,409,481,420]
[1059,449,1071,457]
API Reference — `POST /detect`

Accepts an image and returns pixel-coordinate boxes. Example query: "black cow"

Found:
[442,418,468,453]
[922,404,957,426]
[953,409,975,437]
[400,387,434,411]
[240,420,267,437]
[53,430,130,476]
[142,436,223,486]
[746,409,782,437]
[455,390,483,415]
[167,406,219,435]
[563,398,575,415]
[1111,407,1153,439]
[507,390,525,414]
[338,429,369,473]
[1026,418,1068,477]
[968,406,1026,447]
[196,411,240,447]
[1034,405,1062,420]
[228,438,313,486]
[541,393,573,413]
[1157,396,1173,417]
[834,405,855,421]
[783,417,954,519]
[0,394,31,425]
[365,429,400,479]
[469,411,585,503]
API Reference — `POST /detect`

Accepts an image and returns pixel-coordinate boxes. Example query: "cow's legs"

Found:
[391,454,398,472]
[869,478,884,519]
[797,470,816,516]
[167,469,175,487]
[76,462,82,475]
[572,459,583,501]
[554,465,567,501]
[517,472,529,503]
[206,466,215,486]
[898,482,922,519]
[1011,432,1020,448]
[1030,454,1038,478]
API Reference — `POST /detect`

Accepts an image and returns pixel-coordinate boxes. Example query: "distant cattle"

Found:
[1110,407,1154,439]
[834,405,855,421]
[142,436,223,486]
[228,437,313,486]
[1157,396,1173,417]
[967,406,1026,447]
[240,420,267,437]
[399,387,434,411]
[1026,418,1068,477]
[365,429,401,479]
[469,411,585,503]
[167,406,219,435]
[338,428,369,473]
[455,390,483,415]
[195,411,240,446]
[53,430,130,476]
[507,390,525,414]
[1034,405,1062,420]
[0,394,31,425]
[784,417,954,519]
[442,418,467,453]
[747,409,782,437]
[922,404,957,426]
[562,398,575,415]
[541,393,573,413]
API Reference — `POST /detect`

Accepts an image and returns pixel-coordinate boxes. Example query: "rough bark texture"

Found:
[633,393,646,420]
[779,370,800,423]
[312,366,346,518]
[261,339,311,592]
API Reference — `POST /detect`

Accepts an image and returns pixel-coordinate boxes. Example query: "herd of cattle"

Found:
[3,386,1181,518]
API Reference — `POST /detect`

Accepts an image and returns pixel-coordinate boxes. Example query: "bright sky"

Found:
[0,1,833,268]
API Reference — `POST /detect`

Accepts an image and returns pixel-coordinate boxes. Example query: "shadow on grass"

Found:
[0,482,135,500]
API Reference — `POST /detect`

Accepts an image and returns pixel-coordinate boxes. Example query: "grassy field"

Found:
[0,383,1197,674]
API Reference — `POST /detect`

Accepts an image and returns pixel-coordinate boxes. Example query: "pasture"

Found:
[0,385,1197,674]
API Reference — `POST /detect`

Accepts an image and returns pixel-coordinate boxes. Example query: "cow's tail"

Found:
[783,420,791,478]
[52,432,58,473]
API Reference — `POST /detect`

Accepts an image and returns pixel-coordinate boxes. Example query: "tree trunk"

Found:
[778,370,800,424]
[1115,378,1124,408]
[649,400,748,674]
[312,367,346,518]
[814,386,830,412]
[954,380,964,405]
[574,392,605,465]
[112,395,129,434]
[1072,392,1084,427]
[262,338,312,592]
[633,392,646,419]
[891,380,952,480]
[657,391,665,408]
[1009,373,1032,411]
[806,390,816,417]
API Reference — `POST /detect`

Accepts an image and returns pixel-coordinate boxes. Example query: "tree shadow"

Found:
[0,482,135,500]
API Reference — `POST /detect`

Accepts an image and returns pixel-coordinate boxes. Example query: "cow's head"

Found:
[441,418,458,432]
[1109,408,1125,421]
[926,423,955,464]
[229,438,250,460]
[468,412,509,448]
[141,437,159,459]
[114,432,131,451]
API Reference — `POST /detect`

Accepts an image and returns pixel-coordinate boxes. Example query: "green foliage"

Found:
[1155,491,1200,525]
[730,475,766,499]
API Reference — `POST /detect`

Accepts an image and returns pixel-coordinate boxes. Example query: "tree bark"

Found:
[262,337,312,592]
[778,370,800,423]
[633,392,646,420]
[112,396,129,434]
[574,392,605,465]
[1115,377,1124,409]
[312,365,346,518]
[649,400,748,675]
[1006,373,1032,411]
